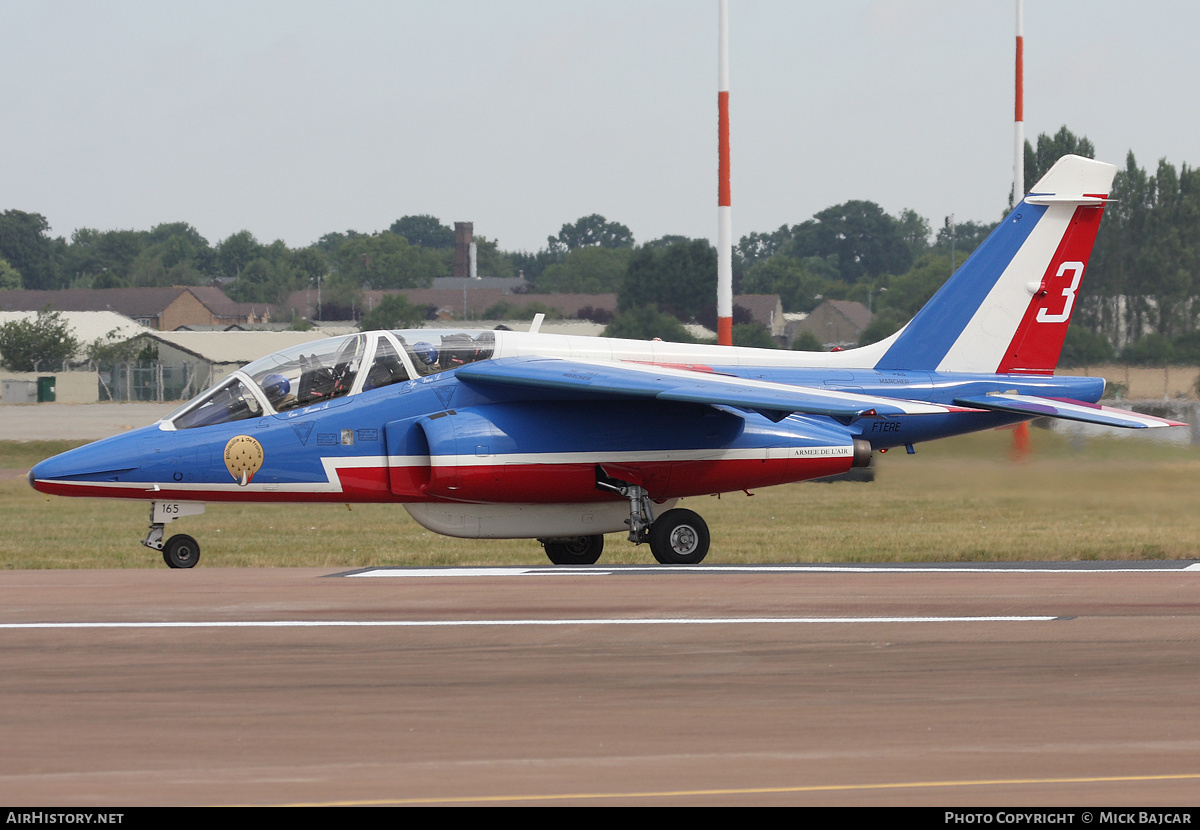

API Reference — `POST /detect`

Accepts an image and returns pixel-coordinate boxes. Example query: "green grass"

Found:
[0,440,89,469]
[4,429,1199,568]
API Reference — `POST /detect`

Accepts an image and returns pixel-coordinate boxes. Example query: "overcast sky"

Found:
[2,1,1197,253]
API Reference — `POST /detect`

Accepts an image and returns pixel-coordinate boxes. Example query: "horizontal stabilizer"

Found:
[953,393,1186,429]
[459,357,956,420]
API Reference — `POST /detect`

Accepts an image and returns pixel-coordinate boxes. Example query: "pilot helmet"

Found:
[413,341,439,365]
[261,373,291,404]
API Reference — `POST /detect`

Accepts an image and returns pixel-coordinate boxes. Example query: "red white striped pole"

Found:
[1012,1,1032,455]
[1014,0,1024,200]
[717,0,733,346]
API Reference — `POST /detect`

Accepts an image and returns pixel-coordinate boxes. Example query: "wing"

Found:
[457,356,964,421]
[953,393,1185,429]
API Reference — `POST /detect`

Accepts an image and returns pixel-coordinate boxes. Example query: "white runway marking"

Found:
[0,616,1058,630]
[346,564,1200,577]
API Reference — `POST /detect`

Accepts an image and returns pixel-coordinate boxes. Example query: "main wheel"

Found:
[648,509,710,565]
[542,535,604,565]
[162,534,200,569]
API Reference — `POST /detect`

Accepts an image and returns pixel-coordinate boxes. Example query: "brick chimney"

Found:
[453,222,473,278]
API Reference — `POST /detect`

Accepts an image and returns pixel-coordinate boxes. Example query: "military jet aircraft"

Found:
[29,155,1182,567]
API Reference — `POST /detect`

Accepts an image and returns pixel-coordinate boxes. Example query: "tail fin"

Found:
[873,154,1115,374]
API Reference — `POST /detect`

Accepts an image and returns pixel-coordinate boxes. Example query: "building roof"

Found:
[825,299,873,332]
[733,294,783,333]
[0,286,272,326]
[184,285,275,323]
[0,311,153,358]
[0,287,191,316]
[133,330,330,366]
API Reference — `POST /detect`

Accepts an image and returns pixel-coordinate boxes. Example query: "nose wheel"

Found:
[162,534,201,569]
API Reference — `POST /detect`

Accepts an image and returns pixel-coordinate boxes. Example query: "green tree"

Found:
[1172,331,1200,364]
[0,308,80,371]
[619,238,716,321]
[389,215,454,249]
[334,232,444,290]
[147,222,216,275]
[0,256,21,289]
[216,230,264,277]
[1086,152,1200,344]
[538,246,630,293]
[877,252,955,318]
[736,227,790,270]
[895,209,931,256]
[511,248,564,283]
[731,322,777,349]
[473,235,514,277]
[1058,325,1115,367]
[1121,333,1177,366]
[602,306,695,343]
[292,246,329,284]
[550,214,634,253]
[61,228,145,283]
[857,309,906,347]
[740,254,839,313]
[1025,126,1095,191]
[85,329,142,363]
[790,201,913,283]
[483,300,561,321]
[791,330,823,351]
[934,219,997,261]
[0,210,59,289]
[358,294,430,331]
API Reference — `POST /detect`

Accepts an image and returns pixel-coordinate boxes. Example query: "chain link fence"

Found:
[26,360,213,402]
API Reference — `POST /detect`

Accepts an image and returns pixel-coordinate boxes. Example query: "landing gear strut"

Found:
[596,467,711,565]
[142,501,206,569]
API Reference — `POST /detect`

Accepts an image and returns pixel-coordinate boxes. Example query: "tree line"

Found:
[2,126,1198,360]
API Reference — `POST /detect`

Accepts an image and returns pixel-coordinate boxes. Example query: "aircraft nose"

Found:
[27,468,35,490]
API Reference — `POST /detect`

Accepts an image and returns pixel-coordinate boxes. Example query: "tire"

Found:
[648,509,710,565]
[162,534,200,569]
[543,535,604,565]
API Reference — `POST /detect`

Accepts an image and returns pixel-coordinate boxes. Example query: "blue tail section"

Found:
[873,204,1047,371]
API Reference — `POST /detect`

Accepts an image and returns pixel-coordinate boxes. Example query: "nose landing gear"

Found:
[143,502,207,569]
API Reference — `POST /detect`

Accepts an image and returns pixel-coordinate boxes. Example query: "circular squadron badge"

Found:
[224,435,264,486]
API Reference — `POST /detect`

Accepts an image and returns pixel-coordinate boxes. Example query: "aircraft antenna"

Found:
[716,0,733,345]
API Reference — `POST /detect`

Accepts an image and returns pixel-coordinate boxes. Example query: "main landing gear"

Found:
[540,535,605,565]
[538,507,711,567]
[142,502,207,568]
[540,468,711,567]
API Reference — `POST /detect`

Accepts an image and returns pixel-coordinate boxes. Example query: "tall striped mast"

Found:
[717,0,733,346]
[1014,0,1024,201]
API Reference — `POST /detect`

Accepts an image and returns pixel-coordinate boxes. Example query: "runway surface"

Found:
[1,564,1198,806]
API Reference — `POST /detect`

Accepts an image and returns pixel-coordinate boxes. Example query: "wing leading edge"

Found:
[457,357,961,420]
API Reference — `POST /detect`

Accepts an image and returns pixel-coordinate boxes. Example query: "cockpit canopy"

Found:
[166,329,496,430]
